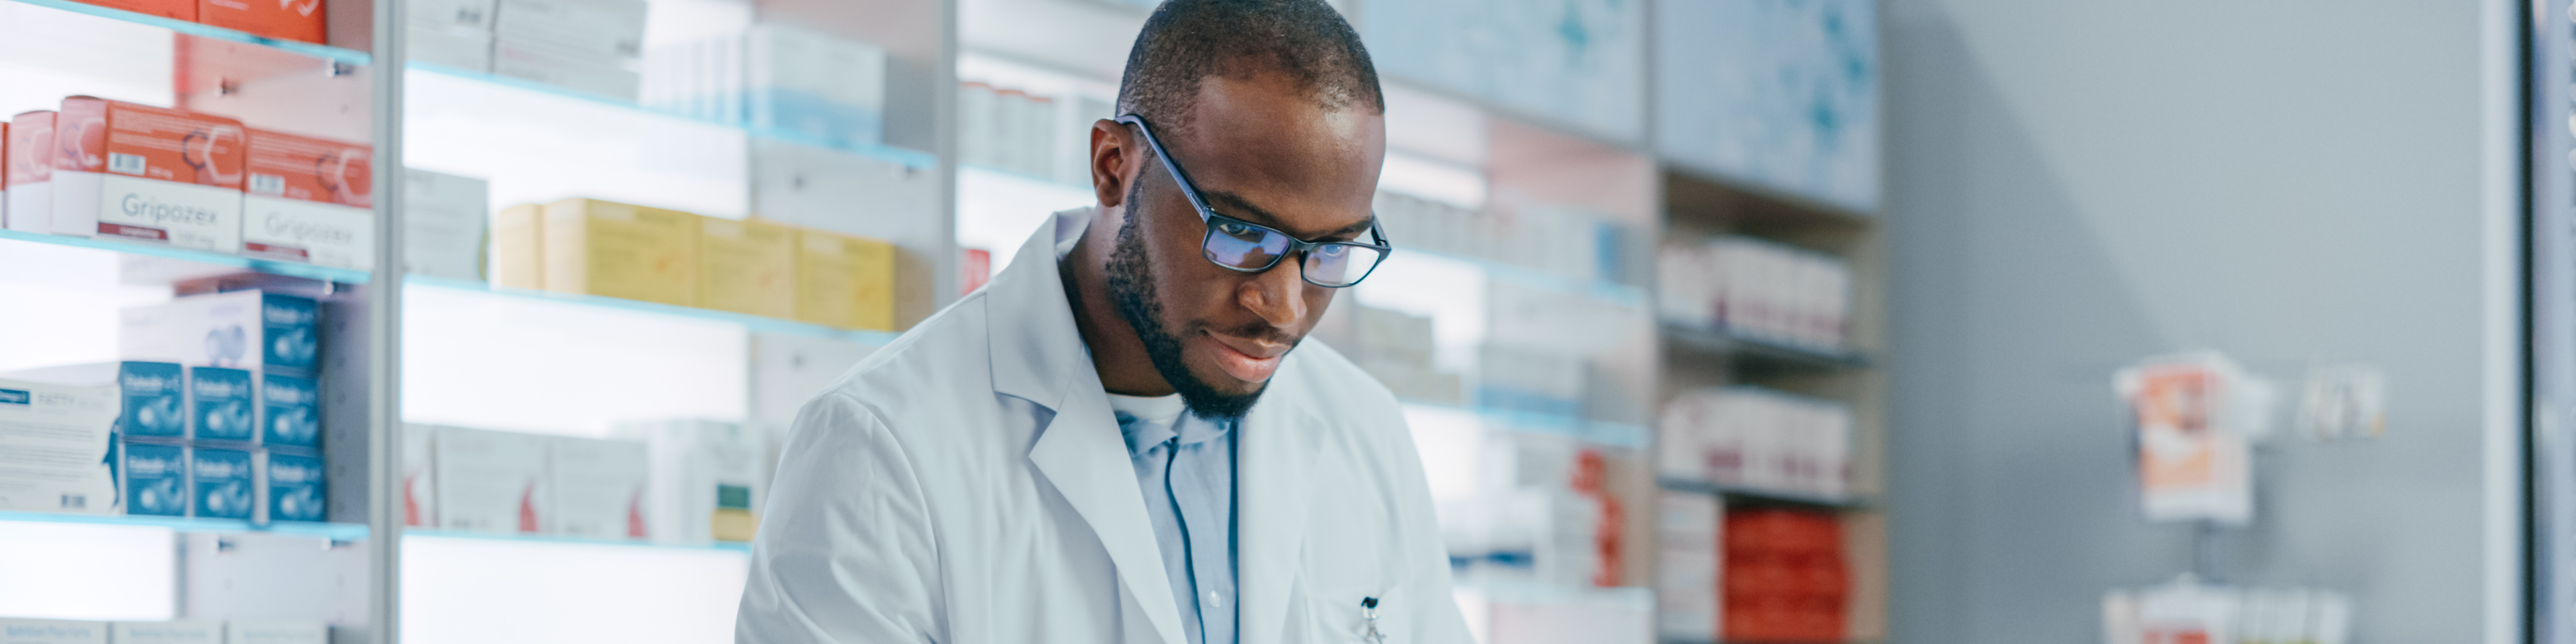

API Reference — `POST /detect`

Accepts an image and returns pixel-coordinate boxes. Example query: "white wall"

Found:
[1881,0,2518,641]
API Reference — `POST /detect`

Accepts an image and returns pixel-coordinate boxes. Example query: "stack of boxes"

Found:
[1655,492,1723,641]
[1,101,377,274]
[1720,508,1849,643]
[1371,191,1632,285]
[644,25,891,150]
[56,0,327,44]
[403,420,763,545]
[490,197,897,331]
[1656,386,1854,499]
[0,617,326,644]
[956,81,1077,180]
[117,290,329,523]
[1657,235,1854,352]
[1346,305,1464,404]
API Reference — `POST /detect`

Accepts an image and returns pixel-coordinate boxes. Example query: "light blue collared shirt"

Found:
[1115,407,1238,644]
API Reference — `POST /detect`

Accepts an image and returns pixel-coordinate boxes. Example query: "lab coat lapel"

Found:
[989,209,1187,644]
[1236,368,1318,644]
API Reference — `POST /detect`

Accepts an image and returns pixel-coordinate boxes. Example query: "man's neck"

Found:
[1059,217,1177,397]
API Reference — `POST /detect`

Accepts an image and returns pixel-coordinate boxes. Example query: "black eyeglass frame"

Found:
[1115,114,1393,288]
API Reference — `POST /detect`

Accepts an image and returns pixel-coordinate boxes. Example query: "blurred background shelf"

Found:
[403,529,751,553]
[0,511,372,541]
[1400,400,1651,449]
[4,0,371,64]
[403,276,898,345]
[1654,477,1868,511]
[1659,323,1869,371]
[0,229,375,284]
[407,62,941,170]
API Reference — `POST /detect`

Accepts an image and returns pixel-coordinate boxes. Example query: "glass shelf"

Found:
[406,62,940,170]
[1654,476,1867,510]
[403,529,751,553]
[402,275,901,345]
[5,0,372,64]
[0,229,374,284]
[1404,248,1647,308]
[1401,400,1651,449]
[1659,322,1868,370]
[0,510,372,540]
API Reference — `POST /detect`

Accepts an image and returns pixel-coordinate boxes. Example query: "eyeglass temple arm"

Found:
[1115,115,1220,220]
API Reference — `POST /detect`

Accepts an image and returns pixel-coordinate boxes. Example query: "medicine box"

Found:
[50,97,247,252]
[547,435,648,539]
[260,372,320,448]
[492,0,647,100]
[0,378,119,514]
[197,0,325,44]
[402,168,490,281]
[120,290,322,374]
[107,620,221,644]
[431,425,549,534]
[6,111,56,233]
[619,419,763,544]
[494,40,642,101]
[0,619,107,644]
[189,366,256,443]
[490,203,542,289]
[409,0,496,70]
[192,447,255,519]
[121,361,186,439]
[63,0,191,19]
[747,25,889,149]
[700,216,794,319]
[541,198,701,307]
[123,443,187,517]
[262,451,327,522]
[241,129,374,270]
[792,227,894,331]
[224,621,327,644]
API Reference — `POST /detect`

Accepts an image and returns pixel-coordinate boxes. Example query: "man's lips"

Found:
[1204,331,1286,382]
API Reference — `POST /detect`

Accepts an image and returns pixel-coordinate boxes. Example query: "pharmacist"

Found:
[735,1,1472,643]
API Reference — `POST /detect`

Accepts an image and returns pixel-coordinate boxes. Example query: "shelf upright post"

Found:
[366,0,407,640]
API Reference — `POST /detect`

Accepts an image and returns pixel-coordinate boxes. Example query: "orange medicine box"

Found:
[198,0,325,44]
[5,111,53,233]
[50,97,247,252]
[65,0,193,20]
[241,128,372,270]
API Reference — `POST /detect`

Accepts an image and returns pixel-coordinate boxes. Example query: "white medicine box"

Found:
[107,621,221,644]
[619,419,763,544]
[547,435,649,539]
[0,378,118,515]
[0,619,106,644]
[120,290,322,375]
[431,425,550,534]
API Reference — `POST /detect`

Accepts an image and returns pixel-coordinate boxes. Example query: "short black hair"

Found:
[1115,0,1384,138]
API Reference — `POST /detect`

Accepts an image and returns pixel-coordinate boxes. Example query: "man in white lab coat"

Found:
[735,1,1472,643]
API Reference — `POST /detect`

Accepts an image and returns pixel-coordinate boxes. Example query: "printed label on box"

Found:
[120,362,186,439]
[191,447,254,519]
[109,620,221,644]
[60,172,247,251]
[125,443,187,517]
[242,196,374,270]
[264,451,325,522]
[261,373,320,448]
[51,98,246,239]
[0,378,119,515]
[189,366,255,443]
[0,618,109,644]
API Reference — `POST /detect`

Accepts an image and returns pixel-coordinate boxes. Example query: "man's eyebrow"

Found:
[1201,189,1376,241]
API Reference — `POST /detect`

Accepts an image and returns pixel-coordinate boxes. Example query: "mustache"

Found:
[1200,319,1301,347]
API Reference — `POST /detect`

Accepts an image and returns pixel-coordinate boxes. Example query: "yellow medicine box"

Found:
[700,217,796,319]
[542,198,701,307]
[490,203,545,290]
[793,227,896,331]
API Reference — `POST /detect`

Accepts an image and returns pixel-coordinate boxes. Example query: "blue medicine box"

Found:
[119,362,186,439]
[264,451,327,523]
[260,374,320,449]
[124,443,188,517]
[191,447,255,520]
[191,367,256,443]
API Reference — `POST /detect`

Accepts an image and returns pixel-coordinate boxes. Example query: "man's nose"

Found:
[1239,256,1309,329]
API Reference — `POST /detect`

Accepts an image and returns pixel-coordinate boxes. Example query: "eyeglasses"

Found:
[1116,114,1392,288]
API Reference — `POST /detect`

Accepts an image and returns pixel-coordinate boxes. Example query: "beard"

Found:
[1102,178,1271,421]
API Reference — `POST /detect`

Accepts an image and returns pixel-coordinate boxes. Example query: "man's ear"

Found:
[1089,119,1132,209]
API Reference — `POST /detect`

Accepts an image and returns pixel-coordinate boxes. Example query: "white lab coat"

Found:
[737,208,1474,644]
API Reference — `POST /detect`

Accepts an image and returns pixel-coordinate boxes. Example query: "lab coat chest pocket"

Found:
[1293,482,1409,643]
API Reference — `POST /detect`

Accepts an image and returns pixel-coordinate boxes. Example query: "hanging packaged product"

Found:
[50,98,248,251]
[616,419,764,544]
[123,443,189,517]
[260,373,321,449]
[429,425,549,534]
[188,366,257,443]
[2112,352,2275,525]
[191,446,256,519]
[792,227,896,331]
[259,450,327,522]
[537,198,702,307]
[197,0,325,45]
[2096,578,2353,644]
[700,217,796,319]
[5,111,56,233]
[120,290,323,376]
[547,435,649,539]
[0,378,119,515]
[240,129,374,270]
[107,621,221,644]
[0,619,108,644]
[224,621,327,644]
[402,168,490,281]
